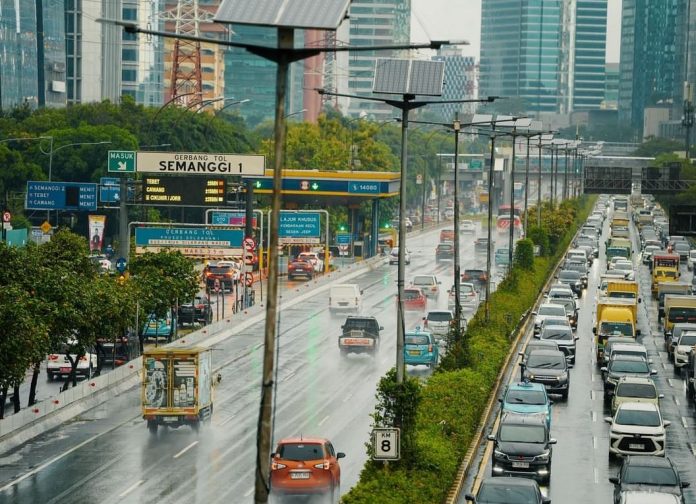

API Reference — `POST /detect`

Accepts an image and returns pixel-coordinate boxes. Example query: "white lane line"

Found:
[282,371,296,382]
[592,411,597,423]
[318,415,330,427]
[593,436,597,450]
[590,390,595,401]
[173,441,199,459]
[593,467,599,484]
[689,443,696,458]
[342,392,354,403]
[591,373,595,382]
[674,396,681,406]
[668,379,675,388]
[244,487,254,497]
[682,417,689,429]
[219,413,236,426]
[118,479,144,498]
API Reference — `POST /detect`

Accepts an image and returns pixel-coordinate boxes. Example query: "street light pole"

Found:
[537,136,543,226]
[452,119,462,331]
[524,135,531,235]
[508,131,517,266]
[485,130,495,322]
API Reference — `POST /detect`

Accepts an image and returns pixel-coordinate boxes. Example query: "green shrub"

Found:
[526,225,550,256]
[513,239,535,270]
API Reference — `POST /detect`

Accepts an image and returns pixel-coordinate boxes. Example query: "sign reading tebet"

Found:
[136,151,265,176]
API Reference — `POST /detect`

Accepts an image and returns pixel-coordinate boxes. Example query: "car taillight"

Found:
[428,344,433,352]
[314,460,331,470]
[205,272,212,277]
[271,461,287,470]
[80,355,88,361]
[195,304,204,309]
[48,355,59,361]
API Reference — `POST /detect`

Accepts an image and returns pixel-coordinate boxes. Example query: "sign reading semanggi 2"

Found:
[136,152,265,176]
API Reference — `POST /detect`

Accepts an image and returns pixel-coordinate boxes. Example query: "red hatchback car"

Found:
[270,437,345,500]
[402,287,427,311]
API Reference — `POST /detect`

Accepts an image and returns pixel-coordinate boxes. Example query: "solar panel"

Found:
[529,120,543,132]
[215,0,350,30]
[470,114,493,125]
[372,58,444,96]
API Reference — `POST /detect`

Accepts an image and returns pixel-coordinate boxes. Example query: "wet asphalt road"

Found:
[0,222,508,504]
[461,208,696,503]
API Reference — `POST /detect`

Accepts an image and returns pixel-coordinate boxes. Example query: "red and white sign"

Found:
[244,252,256,265]
[300,180,310,190]
[2,211,11,223]
[243,236,256,252]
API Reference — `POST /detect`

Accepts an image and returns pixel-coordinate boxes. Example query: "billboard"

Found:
[137,151,265,176]
[88,215,106,252]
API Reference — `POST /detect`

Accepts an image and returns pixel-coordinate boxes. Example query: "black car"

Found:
[538,324,578,364]
[178,295,213,325]
[338,316,383,355]
[610,455,689,504]
[474,239,492,255]
[462,269,488,288]
[465,477,550,504]
[435,242,455,262]
[601,355,656,400]
[520,349,570,399]
[557,269,583,297]
[563,260,588,288]
[487,412,556,483]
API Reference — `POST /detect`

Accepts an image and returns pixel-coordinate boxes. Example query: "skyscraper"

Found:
[479,0,563,114]
[572,0,608,110]
[432,48,477,120]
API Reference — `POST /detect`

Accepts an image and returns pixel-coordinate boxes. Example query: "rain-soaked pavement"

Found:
[1,220,507,503]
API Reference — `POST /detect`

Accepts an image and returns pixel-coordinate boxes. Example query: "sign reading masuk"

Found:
[136,152,265,176]
[279,211,321,244]
[134,227,244,258]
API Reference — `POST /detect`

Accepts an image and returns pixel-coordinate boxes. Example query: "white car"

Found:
[297,252,324,272]
[461,220,476,234]
[612,260,635,280]
[389,247,411,265]
[533,303,568,334]
[47,340,98,380]
[423,310,454,341]
[688,250,696,271]
[672,331,696,368]
[448,282,479,313]
[605,402,669,457]
[412,274,441,298]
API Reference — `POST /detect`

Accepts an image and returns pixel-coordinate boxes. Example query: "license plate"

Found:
[290,472,310,480]
[163,416,178,423]
[60,367,71,373]
[629,443,643,450]
[408,350,420,356]
[512,461,529,469]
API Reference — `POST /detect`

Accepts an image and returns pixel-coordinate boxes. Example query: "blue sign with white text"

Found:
[279,212,321,238]
[348,181,380,194]
[336,232,351,245]
[26,182,98,211]
[100,177,120,203]
[134,227,244,248]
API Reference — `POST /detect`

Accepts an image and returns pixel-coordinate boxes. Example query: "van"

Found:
[329,284,363,313]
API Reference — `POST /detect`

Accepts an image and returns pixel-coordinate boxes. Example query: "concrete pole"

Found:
[524,135,531,235]
[396,105,410,385]
[509,132,516,266]
[537,138,542,226]
[485,132,496,322]
[452,121,462,331]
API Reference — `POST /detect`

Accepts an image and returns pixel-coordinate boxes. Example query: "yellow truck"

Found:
[657,282,693,321]
[651,254,681,297]
[142,346,219,434]
[606,281,640,301]
[593,297,639,362]
[663,295,696,339]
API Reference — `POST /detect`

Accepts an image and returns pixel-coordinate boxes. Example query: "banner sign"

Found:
[279,212,321,244]
[137,152,265,176]
[88,215,106,252]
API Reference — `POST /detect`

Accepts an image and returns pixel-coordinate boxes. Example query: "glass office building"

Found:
[480,0,563,114]
[573,0,608,110]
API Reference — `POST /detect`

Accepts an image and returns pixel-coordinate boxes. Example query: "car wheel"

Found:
[561,390,569,400]
[147,421,158,435]
[47,372,54,381]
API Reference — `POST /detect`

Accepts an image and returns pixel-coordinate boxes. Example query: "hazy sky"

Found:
[411,0,622,64]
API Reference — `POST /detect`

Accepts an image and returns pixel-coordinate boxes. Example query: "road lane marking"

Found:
[282,371,296,382]
[593,436,597,449]
[662,362,667,370]
[592,411,596,423]
[118,479,144,498]
[674,396,681,406]
[689,443,696,458]
[590,390,595,401]
[173,441,198,459]
[682,416,689,429]
[342,392,354,403]
[219,414,236,427]
[591,373,595,382]
[318,415,330,427]
[668,379,675,388]
[244,487,254,497]
[594,467,599,484]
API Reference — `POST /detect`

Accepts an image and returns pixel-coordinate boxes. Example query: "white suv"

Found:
[297,252,324,272]
[605,402,669,457]
[672,331,696,369]
[47,341,98,380]
[533,303,568,335]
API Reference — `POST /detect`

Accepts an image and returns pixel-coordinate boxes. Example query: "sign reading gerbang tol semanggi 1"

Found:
[136,152,265,176]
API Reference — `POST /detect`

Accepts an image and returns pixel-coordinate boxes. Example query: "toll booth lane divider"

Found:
[1,224,451,452]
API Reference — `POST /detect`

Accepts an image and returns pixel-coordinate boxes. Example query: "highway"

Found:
[0,222,506,503]
[461,203,696,503]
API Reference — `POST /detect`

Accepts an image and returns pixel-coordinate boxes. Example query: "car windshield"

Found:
[608,292,636,299]
[506,389,547,405]
[669,308,696,323]
[459,285,475,295]
[614,263,633,271]
[278,443,323,461]
[610,360,649,373]
[438,244,453,250]
[527,354,565,369]
[623,466,678,486]
[616,383,657,399]
[559,271,580,280]
[499,424,546,443]
[405,335,430,345]
[615,408,661,427]
[600,322,634,337]
[413,276,435,286]
[428,312,452,322]
[566,262,586,272]
[539,306,565,316]
[343,318,377,332]
[477,484,538,503]
[208,266,231,274]
[678,334,696,346]
[541,329,572,341]
[404,290,421,300]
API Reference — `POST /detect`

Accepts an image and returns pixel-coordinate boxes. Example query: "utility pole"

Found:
[485,131,496,322]
[683,82,694,161]
[508,132,516,266]
[537,136,543,227]
[452,119,462,332]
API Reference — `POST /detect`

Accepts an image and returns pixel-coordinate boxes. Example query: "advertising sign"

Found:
[134,227,244,257]
[142,176,226,206]
[26,182,97,211]
[88,215,106,252]
[137,151,265,176]
[279,211,321,244]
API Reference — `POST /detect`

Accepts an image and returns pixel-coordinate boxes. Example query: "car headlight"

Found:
[558,372,568,381]
[493,449,506,459]
[527,373,535,380]
[535,450,551,462]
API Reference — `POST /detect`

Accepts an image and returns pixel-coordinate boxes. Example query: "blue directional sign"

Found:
[134,227,244,248]
[336,232,351,245]
[279,212,321,240]
[209,211,257,227]
[348,181,380,194]
[26,182,98,211]
[115,257,127,274]
[100,177,120,203]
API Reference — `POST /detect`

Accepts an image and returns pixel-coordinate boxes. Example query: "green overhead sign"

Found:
[108,150,136,173]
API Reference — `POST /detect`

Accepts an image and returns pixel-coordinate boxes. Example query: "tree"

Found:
[633,137,683,157]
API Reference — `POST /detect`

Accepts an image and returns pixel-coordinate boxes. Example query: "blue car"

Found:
[142,310,177,341]
[404,328,439,368]
[499,381,553,427]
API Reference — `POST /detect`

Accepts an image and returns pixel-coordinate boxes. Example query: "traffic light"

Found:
[383,222,391,229]
[117,275,126,286]
[339,224,347,232]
